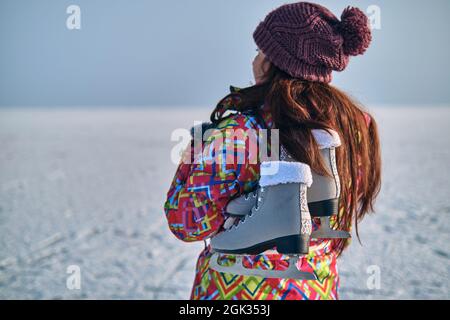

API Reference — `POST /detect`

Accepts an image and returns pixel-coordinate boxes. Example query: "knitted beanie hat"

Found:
[253,2,372,83]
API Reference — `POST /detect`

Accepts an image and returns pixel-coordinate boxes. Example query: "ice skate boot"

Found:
[210,161,316,279]
[224,129,350,239]
[308,129,350,239]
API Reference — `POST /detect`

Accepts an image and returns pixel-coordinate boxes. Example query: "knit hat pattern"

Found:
[253,2,372,83]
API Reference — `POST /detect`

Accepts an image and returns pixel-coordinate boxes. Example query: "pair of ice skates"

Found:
[209,129,350,280]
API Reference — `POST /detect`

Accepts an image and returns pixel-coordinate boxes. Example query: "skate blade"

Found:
[311,229,351,239]
[209,252,317,280]
[311,216,351,239]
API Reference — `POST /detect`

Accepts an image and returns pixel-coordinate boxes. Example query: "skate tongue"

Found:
[234,188,264,226]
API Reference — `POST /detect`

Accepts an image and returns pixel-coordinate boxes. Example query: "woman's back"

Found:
[164,1,380,300]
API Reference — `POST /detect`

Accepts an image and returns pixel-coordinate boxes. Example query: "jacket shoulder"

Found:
[216,111,265,131]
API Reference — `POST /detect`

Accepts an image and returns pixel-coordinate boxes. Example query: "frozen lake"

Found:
[0,107,449,299]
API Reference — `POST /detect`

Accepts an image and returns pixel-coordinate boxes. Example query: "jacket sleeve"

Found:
[163,114,260,242]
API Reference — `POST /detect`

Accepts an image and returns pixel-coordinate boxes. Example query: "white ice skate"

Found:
[220,129,351,239]
[308,129,350,239]
[209,161,316,280]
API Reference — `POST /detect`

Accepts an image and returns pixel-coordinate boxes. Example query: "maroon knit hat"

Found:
[253,2,372,83]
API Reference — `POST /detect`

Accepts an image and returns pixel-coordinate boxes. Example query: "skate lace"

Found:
[230,187,264,229]
[253,187,264,211]
[243,190,258,201]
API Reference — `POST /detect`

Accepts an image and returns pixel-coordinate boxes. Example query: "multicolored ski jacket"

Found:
[164,94,343,300]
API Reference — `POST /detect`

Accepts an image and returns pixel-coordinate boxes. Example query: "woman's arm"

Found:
[163,114,260,242]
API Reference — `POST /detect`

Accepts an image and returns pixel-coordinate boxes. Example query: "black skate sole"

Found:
[214,234,310,255]
[308,198,339,217]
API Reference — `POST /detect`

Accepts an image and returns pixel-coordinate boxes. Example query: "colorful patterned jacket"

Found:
[164,91,342,300]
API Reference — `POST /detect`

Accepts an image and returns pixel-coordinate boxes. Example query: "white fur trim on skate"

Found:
[312,129,341,149]
[260,161,313,187]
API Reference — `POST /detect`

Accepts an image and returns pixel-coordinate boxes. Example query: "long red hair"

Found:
[211,64,381,256]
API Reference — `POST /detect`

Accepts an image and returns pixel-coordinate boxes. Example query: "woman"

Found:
[164,2,381,300]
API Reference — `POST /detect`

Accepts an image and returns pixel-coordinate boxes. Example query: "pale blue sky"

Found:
[1,0,449,107]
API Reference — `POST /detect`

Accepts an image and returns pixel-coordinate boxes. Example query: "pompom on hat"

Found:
[253,2,372,83]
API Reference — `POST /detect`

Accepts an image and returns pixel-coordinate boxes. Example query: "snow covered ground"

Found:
[0,107,449,299]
